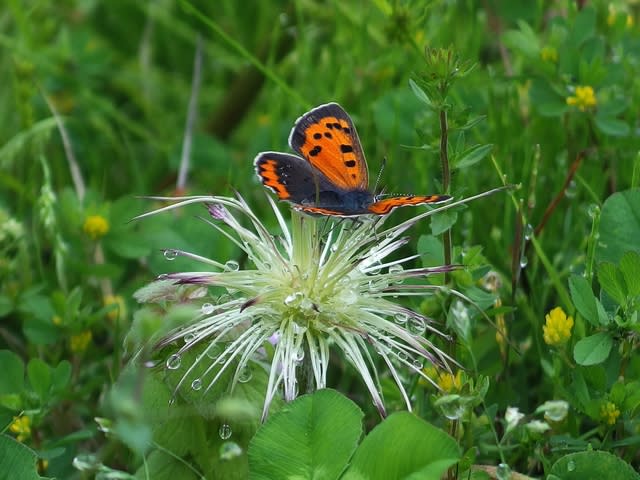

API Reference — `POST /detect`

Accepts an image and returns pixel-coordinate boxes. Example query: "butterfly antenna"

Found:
[373,157,387,196]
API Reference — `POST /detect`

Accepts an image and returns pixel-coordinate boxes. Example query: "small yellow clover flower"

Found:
[540,46,558,63]
[600,401,621,425]
[566,86,597,111]
[70,330,92,353]
[104,294,127,322]
[83,214,109,240]
[543,307,574,347]
[10,415,31,442]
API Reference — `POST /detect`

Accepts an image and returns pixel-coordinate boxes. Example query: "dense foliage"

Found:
[1,1,639,479]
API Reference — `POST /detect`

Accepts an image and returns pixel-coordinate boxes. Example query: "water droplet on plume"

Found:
[191,378,202,390]
[166,354,181,370]
[164,249,178,261]
[225,260,239,271]
[219,423,232,440]
[496,462,512,480]
[201,302,215,315]
[238,366,253,383]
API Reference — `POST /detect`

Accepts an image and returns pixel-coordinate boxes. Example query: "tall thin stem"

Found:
[439,108,452,280]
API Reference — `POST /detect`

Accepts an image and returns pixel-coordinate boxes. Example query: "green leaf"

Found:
[418,235,444,267]
[342,412,460,480]
[104,231,153,259]
[454,144,493,169]
[569,7,596,47]
[573,332,613,366]
[597,262,627,306]
[27,359,52,401]
[134,449,199,480]
[568,275,598,326]
[248,389,363,480]
[549,450,639,480]
[0,435,52,480]
[619,251,640,297]
[529,79,568,117]
[501,21,540,58]
[594,116,630,137]
[430,210,458,236]
[0,350,25,395]
[409,79,431,107]
[596,189,640,264]
[51,361,72,394]
[0,295,12,317]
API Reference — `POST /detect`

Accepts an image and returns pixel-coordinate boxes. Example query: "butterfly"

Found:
[254,102,451,217]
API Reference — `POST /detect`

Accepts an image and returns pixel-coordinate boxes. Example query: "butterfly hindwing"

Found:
[288,103,369,191]
[367,195,451,215]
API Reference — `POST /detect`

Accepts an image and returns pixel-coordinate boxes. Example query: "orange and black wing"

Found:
[254,152,335,204]
[288,102,369,191]
[367,195,452,215]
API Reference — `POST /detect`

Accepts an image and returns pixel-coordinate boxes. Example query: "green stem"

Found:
[439,108,452,280]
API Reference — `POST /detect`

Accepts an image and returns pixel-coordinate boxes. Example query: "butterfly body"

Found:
[255,103,451,217]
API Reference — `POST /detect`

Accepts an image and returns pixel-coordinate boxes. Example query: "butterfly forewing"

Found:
[288,103,369,191]
[254,152,335,204]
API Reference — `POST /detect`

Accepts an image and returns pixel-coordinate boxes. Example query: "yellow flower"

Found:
[438,370,463,392]
[543,307,574,346]
[540,46,558,63]
[104,294,127,322]
[10,416,31,442]
[70,330,92,353]
[607,5,634,28]
[601,401,620,425]
[566,86,597,111]
[83,215,109,240]
[419,366,462,392]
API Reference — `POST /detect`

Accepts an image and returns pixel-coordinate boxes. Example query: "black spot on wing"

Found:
[340,144,353,153]
[309,146,322,157]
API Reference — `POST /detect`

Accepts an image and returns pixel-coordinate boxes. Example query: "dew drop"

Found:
[201,302,215,315]
[368,264,382,275]
[220,441,243,460]
[341,289,357,304]
[294,348,305,362]
[523,223,534,240]
[567,460,576,472]
[166,354,181,370]
[389,264,404,275]
[206,344,222,359]
[330,244,339,252]
[191,378,202,390]
[409,317,426,335]
[565,179,577,198]
[496,462,512,480]
[412,359,424,369]
[396,350,408,361]
[164,249,178,261]
[238,366,253,383]
[184,333,196,344]
[394,312,408,324]
[225,260,239,271]
[284,292,303,306]
[587,204,600,218]
[519,255,528,268]
[219,423,232,440]
[144,360,159,368]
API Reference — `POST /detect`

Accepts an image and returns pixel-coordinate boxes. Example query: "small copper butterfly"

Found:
[254,102,451,216]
